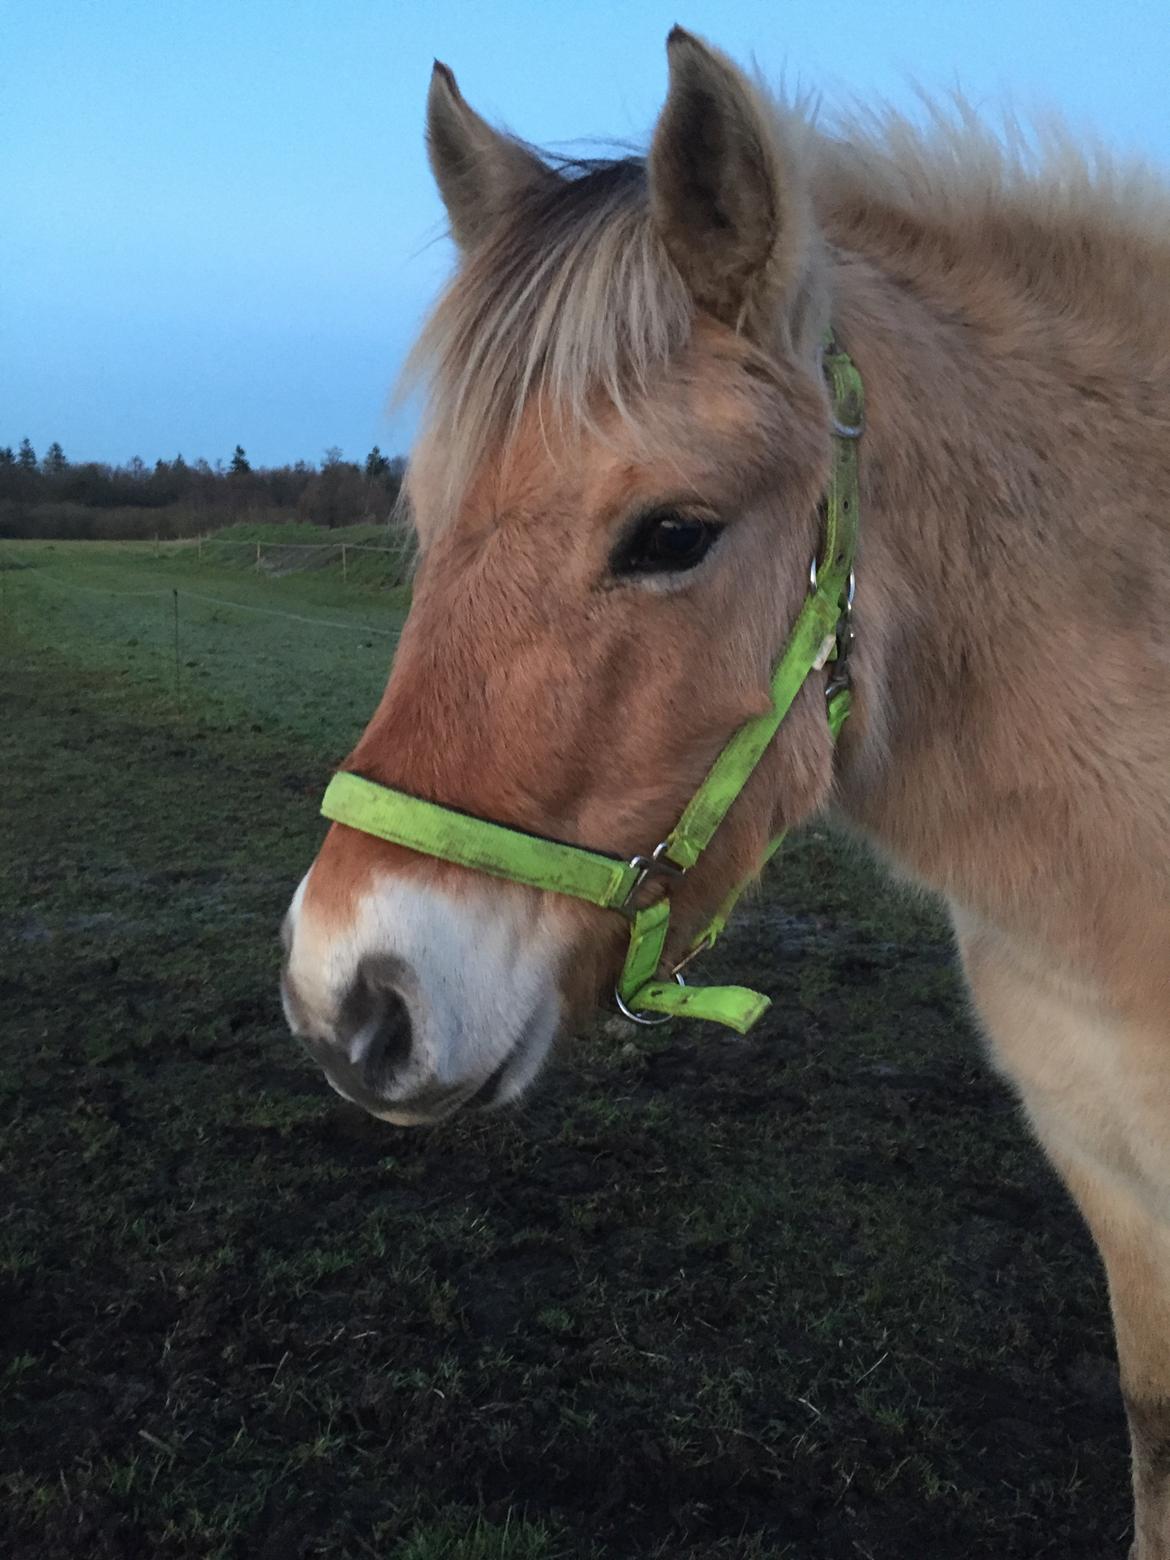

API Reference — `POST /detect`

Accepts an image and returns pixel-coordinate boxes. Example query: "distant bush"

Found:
[0,500,216,542]
[0,442,407,540]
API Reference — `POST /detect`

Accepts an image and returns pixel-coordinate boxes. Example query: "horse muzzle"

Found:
[280,869,564,1125]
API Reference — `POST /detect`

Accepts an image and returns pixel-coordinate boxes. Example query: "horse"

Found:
[280,30,1170,1555]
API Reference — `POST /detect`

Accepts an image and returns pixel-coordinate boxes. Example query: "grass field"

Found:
[0,536,408,754]
[0,539,1130,1558]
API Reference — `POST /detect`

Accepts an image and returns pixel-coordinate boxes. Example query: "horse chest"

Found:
[955,911,1170,1222]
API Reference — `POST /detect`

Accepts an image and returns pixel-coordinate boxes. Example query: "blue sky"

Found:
[6,0,1170,469]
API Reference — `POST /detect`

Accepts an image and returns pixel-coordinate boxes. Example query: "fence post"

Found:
[197,535,203,563]
[256,542,261,573]
[342,544,348,583]
[172,590,180,704]
[154,533,160,558]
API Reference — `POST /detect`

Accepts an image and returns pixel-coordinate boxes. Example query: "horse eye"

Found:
[613,511,722,577]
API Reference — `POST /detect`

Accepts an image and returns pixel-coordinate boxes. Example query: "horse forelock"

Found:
[402,157,696,528]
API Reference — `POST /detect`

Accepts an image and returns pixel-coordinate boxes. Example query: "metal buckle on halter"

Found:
[613,970,687,1027]
[808,558,856,699]
[824,570,857,701]
[614,843,688,1023]
[620,839,685,914]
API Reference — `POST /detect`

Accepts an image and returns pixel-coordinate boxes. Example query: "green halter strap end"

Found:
[320,336,863,1040]
[615,888,768,1032]
[619,977,772,1035]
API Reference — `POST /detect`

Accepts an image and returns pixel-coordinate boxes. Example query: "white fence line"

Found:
[179,587,399,636]
[191,534,415,582]
[194,538,409,554]
[21,567,400,636]
[25,573,173,599]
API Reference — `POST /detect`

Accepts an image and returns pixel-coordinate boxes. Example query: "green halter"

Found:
[321,336,863,1035]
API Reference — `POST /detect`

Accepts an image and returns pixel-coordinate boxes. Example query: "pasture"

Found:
[1,539,1127,1557]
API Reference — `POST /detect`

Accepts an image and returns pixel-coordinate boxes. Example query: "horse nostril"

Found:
[357,987,413,1089]
[338,958,414,1090]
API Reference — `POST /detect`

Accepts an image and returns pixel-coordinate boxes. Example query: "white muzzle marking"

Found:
[282,871,565,1124]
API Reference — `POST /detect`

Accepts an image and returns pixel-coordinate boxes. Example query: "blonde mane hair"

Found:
[402,158,692,513]
[402,93,1170,519]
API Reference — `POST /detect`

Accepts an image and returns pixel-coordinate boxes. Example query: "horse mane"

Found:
[402,90,1170,521]
[816,93,1170,241]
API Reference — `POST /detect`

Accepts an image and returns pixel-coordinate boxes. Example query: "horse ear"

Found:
[648,28,815,334]
[426,62,553,249]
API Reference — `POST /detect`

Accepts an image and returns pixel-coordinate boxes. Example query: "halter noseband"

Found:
[320,334,863,1035]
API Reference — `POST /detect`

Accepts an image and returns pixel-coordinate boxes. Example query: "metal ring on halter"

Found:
[830,413,864,439]
[811,557,856,604]
[614,971,687,1027]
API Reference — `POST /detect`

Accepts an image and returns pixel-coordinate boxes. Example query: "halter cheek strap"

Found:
[320,335,863,1035]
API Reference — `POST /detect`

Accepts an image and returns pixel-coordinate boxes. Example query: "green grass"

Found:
[0,535,408,754]
[396,1511,580,1560]
[0,540,1128,1559]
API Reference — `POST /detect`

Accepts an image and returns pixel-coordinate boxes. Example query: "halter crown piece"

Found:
[321,333,863,1035]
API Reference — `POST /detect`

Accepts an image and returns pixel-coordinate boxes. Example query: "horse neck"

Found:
[822,222,1170,922]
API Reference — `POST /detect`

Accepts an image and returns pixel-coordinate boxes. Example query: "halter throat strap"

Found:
[320,334,863,1035]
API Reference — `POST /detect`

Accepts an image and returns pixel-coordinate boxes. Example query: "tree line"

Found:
[0,438,408,541]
